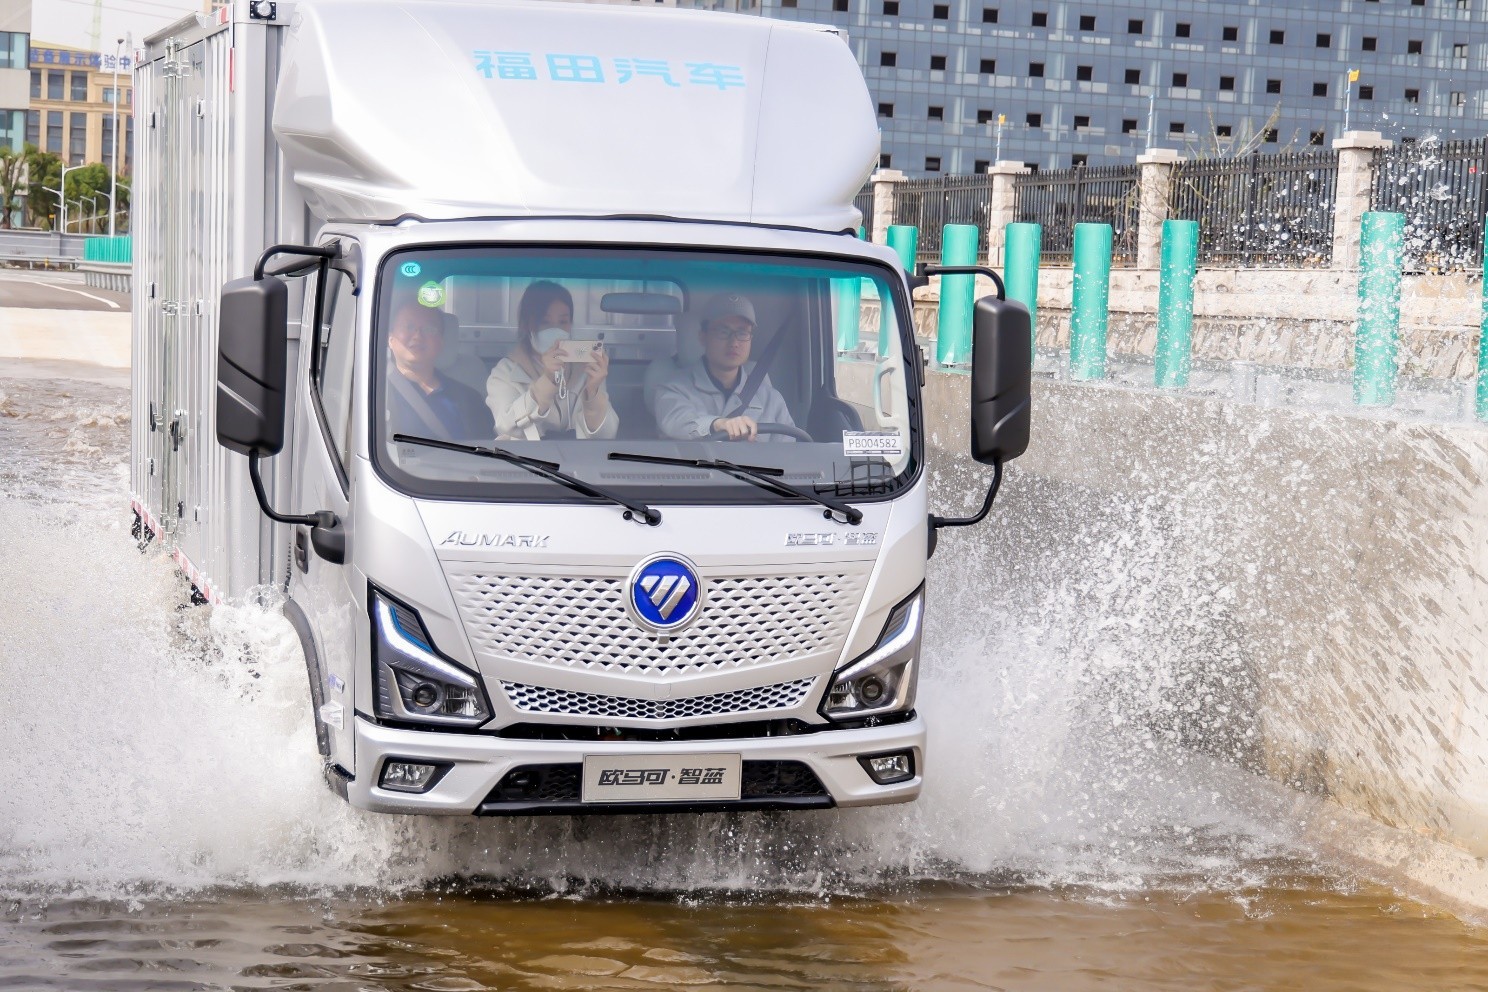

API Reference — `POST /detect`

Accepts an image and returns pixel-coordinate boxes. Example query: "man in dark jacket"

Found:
[386,302,495,441]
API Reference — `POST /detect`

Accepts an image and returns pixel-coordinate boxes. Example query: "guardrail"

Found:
[0,253,78,270]
[0,229,85,258]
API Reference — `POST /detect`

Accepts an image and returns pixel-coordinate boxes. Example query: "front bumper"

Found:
[346,713,926,815]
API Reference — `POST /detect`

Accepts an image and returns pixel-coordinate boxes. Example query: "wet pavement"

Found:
[2,362,1486,990]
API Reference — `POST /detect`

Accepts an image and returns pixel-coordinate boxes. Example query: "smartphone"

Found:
[556,338,601,364]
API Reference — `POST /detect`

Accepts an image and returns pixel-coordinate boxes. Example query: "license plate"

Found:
[581,753,742,803]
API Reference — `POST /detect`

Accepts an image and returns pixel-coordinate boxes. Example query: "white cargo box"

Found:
[274,0,876,227]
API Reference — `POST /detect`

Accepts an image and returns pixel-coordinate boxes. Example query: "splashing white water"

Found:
[0,374,1295,900]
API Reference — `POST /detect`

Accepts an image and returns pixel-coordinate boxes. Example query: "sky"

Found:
[32,0,203,55]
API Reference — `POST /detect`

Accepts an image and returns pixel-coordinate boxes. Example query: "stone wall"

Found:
[899,268,1485,381]
[919,369,1488,908]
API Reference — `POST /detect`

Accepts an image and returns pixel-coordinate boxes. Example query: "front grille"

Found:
[491,764,581,803]
[741,761,829,798]
[483,760,829,809]
[445,565,867,677]
[500,678,817,721]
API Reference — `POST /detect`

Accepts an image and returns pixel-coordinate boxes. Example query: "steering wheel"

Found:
[706,422,814,443]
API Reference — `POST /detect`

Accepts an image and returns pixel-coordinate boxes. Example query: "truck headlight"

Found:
[371,589,492,728]
[821,587,922,721]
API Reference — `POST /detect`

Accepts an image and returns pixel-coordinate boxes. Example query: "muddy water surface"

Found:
[2,363,1487,991]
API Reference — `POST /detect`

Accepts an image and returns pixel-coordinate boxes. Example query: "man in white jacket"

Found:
[655,293,799,443]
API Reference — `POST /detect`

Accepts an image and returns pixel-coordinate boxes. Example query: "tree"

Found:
[0,145,24,229]
[66,162,112,233]
[24,147,62,230]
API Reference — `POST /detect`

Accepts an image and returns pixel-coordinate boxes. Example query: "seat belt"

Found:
[724,319,790,418]
[388,371,453,440]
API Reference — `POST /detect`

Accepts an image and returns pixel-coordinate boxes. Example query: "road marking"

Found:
[22,279,122,310]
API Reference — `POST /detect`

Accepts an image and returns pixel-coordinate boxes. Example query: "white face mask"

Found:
[532,326,569,354]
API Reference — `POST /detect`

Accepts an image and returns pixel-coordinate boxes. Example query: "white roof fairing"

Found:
[272,0,879,231]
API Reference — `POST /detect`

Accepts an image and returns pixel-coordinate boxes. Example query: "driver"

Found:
[655,293,798,443]
[385,301,496,442]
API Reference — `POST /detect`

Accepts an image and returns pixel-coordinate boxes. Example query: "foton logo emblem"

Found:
[440,531,550,548]
[640,573,692,621]
[628,555,703,633]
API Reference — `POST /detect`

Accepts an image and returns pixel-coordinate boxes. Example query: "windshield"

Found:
[371,245,920,506]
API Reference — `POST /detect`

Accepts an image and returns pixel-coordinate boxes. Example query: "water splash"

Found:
[0,373,1298,901]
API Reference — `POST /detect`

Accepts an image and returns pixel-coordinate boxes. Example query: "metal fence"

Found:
[1371,137,1488,272]
[893,174,995,264]
[852,183,875,235]
[1170,151,1339,267]
[1013,165,1140,265]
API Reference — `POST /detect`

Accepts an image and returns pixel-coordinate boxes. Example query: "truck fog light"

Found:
[379,760,445,793]
[820,588,923,722]
[859,750,915,785]
[411,683,440,709]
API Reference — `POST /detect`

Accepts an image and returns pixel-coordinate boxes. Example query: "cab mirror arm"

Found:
[927,461,1002,557]
[249,452,346,565]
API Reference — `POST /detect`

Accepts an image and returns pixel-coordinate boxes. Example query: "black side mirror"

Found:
[969,296,1032,465]
[216,275,289,456]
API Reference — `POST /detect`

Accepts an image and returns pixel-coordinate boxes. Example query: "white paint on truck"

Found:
[130,0,1029,816]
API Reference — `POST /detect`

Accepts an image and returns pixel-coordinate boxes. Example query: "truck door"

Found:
[145,36,202,542]
[288,263,359,770]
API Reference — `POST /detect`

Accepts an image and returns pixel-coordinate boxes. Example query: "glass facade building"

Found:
[678,0,1488,175]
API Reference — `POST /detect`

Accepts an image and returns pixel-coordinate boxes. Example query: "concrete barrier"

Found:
[921,368,1488,910]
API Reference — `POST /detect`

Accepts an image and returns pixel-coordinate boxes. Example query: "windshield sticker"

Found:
[843,431,904,458]
[417,281,446,308]
[473,50,745,89]
[400,261,421,278]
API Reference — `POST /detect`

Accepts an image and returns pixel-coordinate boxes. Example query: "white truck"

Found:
[130,0,1030,815]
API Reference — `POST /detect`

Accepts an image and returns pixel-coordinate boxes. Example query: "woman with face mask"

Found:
[485,280,618,440]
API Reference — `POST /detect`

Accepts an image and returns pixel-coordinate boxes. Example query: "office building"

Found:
[0,0,27,153]
[27,41,134,172]
[677,0,1488,175]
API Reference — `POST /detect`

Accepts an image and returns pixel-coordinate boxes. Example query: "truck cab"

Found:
[133,0,1029,815]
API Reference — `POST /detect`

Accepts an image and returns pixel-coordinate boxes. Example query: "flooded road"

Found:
[3,363,1487,990]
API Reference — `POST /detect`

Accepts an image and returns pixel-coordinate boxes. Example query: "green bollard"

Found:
[1070,222,1113,381]
[1354,211,1405,407]
[936,224,979,366]
[1478,223,1488,421]
[1155,219,1200,389]
[1004,223,1041,357]
[833,277,862,354]
[884,225,919,353]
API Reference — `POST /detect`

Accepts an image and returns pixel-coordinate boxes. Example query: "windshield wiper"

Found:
[607,452,863,525]
[393,434,661,526]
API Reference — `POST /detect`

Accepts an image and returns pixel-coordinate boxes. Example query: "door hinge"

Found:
[294,529,309,573]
